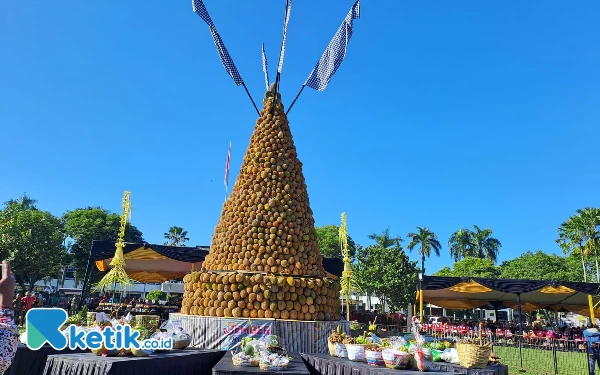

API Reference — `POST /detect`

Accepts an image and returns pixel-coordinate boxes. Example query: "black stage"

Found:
[213,352,309,375]
[6,344,87,375]
[42,348,224,375]
[300,353,509,375]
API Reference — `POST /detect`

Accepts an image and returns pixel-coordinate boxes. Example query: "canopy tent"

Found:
[417,276,600,319]
[90,240,209,283]
[81,240,345,298]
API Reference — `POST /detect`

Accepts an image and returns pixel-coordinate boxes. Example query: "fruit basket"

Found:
[365,347,384,367]
[382,349,410,369]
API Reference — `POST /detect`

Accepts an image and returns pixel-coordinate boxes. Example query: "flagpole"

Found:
[271,0,292,115]
[286,85,305,115]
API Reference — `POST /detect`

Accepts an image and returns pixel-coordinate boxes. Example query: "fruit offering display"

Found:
[181,86,341,321]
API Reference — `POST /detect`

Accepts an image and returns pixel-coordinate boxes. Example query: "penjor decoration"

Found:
[339,213,360,321]
[93,191,134,293]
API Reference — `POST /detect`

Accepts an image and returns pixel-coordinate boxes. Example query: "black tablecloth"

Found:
[429,361,508,375]
[43,348,224,375]
[299,353,445,375]
[300,353,509,375]
[6,344,87,375]
[213,352,309,375]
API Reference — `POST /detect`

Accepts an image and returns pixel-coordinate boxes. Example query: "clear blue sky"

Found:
[1,1,598,274]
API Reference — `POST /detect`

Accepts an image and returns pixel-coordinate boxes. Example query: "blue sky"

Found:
[1,1,598,274]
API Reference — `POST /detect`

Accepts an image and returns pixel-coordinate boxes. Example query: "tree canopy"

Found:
[315,225,357,259]
[355,229,417,311]
[164,226,189,246]
[62,207,144,281]
[499,251,583,282]
[448,225,501,263]
[434,257,500,278]
[0,198,65,290]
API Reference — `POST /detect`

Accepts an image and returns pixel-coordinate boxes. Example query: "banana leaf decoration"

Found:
[339,212,361,321]
[92,191,134,292]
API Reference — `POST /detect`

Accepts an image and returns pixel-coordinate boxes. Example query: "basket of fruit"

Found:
[365,345,384,367]
[382,348,410,370]
[327,326,352,357]
[346,334,369,362]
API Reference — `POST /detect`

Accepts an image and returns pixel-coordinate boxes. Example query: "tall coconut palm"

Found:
[577,208,600,281]
[164,226,189,246]
[448,228,476,261]
[556,216,588,281]
[407,227,442,275]
[471,225,502,264]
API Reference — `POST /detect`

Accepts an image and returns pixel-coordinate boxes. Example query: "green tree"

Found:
[578,208,600,282]
[368,228,402,249]
[0,197,65,291]
[145,289,165,301]
[448,226,501,263]
[434,257,500,278]
[448,228,475,262]
[406,226,442,274]
[472,225,502,263]
[557,215,589,281]
[62,207,144,283]
[499,250,583,282]
[315,225,357,259]
[355,229,417,311]
[164,226,189,246]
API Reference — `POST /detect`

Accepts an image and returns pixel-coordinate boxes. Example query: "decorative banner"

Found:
[219,319,273,351]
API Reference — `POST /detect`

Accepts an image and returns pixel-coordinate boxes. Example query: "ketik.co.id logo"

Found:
[26,308,172,350]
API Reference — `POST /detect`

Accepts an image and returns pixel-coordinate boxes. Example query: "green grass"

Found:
[493,346,589,375]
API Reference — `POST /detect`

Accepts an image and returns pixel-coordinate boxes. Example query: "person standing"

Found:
[11,295,22,327]
[584,325,600,375]
[21,292,35,324]
[0,261,20,374]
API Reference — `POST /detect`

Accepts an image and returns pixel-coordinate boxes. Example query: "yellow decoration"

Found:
[92,191,134,292]
[339,213,360,321]
[448,280,493,293]
[539,285,575,294]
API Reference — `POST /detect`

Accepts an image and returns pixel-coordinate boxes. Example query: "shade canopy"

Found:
[91,240,344,283]
[419,276,600,317]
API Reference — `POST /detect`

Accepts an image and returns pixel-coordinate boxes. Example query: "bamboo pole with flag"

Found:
[262,43,270,90]
[192,0,260,115]
[224,140,231,202]
[269,0,293,115]
[286,0,361,115]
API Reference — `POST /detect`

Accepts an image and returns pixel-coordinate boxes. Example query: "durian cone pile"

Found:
[181,86,341,321]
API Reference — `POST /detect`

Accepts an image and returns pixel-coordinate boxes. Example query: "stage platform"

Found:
[171,313,350,353]
[42,348,224,375]
[301,353,509,375]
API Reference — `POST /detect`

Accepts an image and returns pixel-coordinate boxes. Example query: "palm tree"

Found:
[164,226,189,246]
[471,225,502,263]
[556,216,588,281]
[367,228,402,249]
[407,227,442,275]
[448,228,476,261]
[578,208,600,282]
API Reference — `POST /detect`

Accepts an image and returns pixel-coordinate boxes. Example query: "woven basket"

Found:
[456,343,491,369]
[327,341,337,356]
[456,323,492,369]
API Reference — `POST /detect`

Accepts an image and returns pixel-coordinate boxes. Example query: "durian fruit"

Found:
[182,271,341,321]
[202,85,326,277]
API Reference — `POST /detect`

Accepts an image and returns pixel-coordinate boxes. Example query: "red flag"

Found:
[224,140,231,189]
